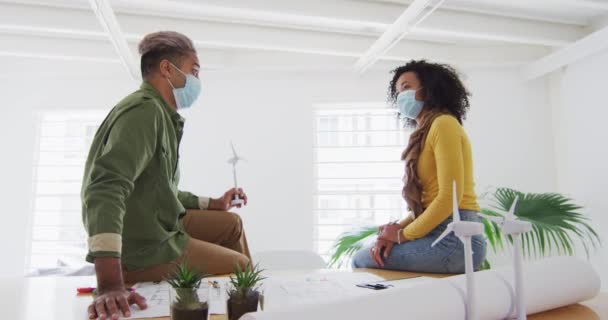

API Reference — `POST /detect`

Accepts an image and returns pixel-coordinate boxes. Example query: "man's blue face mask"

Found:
[167,63,201,110]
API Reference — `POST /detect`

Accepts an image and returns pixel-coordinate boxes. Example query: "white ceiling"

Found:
[0,0,607,77]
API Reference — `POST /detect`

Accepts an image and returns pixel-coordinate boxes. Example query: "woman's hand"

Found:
[378,223,407,244]
[370,239,395,267]
[378,223,389,234]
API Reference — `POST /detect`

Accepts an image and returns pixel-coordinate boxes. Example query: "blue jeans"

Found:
[351,211,487,273]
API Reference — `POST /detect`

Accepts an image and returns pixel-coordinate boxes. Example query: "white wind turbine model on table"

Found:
[431,181,484,320]
[227,142,245,206]
[481,196,531,320]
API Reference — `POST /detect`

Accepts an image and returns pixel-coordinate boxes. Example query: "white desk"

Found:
[3,269,607,320]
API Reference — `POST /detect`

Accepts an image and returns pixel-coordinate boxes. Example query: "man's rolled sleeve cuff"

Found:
[88,233,122,254]
[86,251,121,263]
[198,197,211,210]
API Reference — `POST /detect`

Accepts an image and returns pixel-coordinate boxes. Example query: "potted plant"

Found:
[329,188,601,269]
[227,263,265,320]
[165,257,209,320]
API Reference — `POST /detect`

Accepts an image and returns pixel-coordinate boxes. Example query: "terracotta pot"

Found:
[227,290,260,320]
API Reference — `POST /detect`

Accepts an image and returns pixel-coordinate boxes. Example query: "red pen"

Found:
[77,287,135,294]
[77,287,96,294]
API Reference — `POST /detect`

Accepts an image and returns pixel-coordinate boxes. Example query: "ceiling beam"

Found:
[0,0,587,47]
[412,9,586,47]
[540,0,608,11]
[87,0,140,80]
[354,0,437,72]
[0,33,117,57]
[521,24,608,80]
[367,0,608,17]
[0,50,120,63]
[0,24,107,41]
[111,0,387,36]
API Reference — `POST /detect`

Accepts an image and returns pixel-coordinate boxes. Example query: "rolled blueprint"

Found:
[241,256,601,320]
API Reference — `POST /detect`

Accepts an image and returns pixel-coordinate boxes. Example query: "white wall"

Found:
[0,63,556,274]
[0,108,37,277]
[466,68,556,193]
[549,50,608,290]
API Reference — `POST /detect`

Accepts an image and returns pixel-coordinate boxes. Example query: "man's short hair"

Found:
[138,31,196,78]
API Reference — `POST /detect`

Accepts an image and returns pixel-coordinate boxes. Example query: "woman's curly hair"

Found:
[388,60,471,126]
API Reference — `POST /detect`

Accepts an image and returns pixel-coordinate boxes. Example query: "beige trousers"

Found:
[123,210,252,283]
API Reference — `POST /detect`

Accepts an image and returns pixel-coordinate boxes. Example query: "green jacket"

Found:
[81,82,203,271]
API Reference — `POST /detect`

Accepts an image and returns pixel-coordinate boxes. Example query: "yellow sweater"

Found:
[402,115,480,240]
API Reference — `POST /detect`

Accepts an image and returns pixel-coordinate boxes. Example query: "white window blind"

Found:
[313,105,410,263]
[28,110,106,271]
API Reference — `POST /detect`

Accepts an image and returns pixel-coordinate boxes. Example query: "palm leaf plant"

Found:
[227,262,266,320]
[481,188,600,260]
[165,256,210,319]
[329,188,601,269]
[328,225,379,268]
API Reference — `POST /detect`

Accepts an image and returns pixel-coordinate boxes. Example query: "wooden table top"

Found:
[5,269,606,320]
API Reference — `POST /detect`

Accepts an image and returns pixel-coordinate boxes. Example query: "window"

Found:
[27,110,106,271]
[313,104,410,264]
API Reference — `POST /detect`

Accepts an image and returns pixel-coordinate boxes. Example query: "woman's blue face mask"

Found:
[396,88,424,120]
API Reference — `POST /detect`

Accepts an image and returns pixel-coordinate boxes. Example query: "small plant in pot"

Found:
[227,262,266,320]
[165,257,210,320]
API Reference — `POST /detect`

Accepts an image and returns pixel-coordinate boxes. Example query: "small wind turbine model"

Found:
[227,142,245,207]
[481,196,531,320]
[432,181,484,320]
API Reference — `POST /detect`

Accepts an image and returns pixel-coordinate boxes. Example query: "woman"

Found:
[351,60,486,273]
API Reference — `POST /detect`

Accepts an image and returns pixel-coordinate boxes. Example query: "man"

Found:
[82,31,251,320]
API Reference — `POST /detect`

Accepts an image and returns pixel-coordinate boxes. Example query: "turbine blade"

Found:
[231,142,238,158]
[431,225,453,247]
[508,195,520,220]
